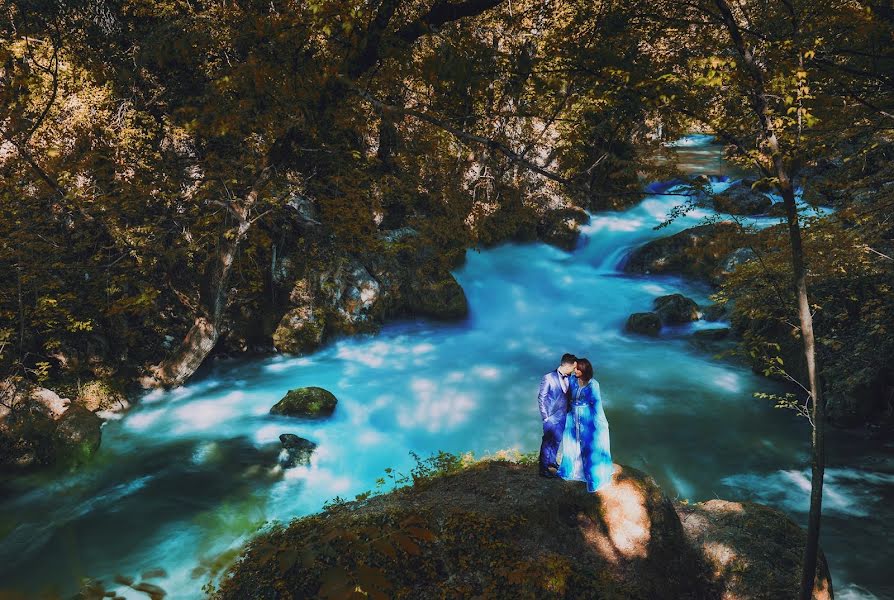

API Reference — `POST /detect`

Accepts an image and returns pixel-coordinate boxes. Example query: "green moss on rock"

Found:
[212,460,713,600]
[53,403,103,468]
[270,387,337,418]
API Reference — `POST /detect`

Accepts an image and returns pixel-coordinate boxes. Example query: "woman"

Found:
[557,357,613,492]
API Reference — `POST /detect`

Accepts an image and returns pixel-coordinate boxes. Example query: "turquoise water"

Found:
[0,137,890,599]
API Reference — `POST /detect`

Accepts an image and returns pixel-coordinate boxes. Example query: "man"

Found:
[538,353,577,478]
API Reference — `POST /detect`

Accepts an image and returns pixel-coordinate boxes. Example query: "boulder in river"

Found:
[653,294,700,325]
[278,434,317,468]
[623,221,748,284]
[271,387,337,418]
[404,269,469,320]
[712,179,773,215]
[626,312,662,336]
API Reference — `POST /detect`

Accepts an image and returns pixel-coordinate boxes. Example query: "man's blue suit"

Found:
[538,369,571,472]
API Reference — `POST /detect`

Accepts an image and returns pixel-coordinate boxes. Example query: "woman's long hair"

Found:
[576,357,594,383]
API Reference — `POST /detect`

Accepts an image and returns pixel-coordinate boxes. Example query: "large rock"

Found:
[623,222,748,284]
[53,403,103,467]
[29,386,71,419]
[405,269,469,320]
[536,207,591,251]
[270,387,337,418]
[214,461,712,599]
[654,294,700,325]
[321,258,383,331]
[677,499,833,599]
[272,305,325,355]
[712,179,773,215]
[273,250,469,357]
[702,303,728,322]
[626,312,662,336]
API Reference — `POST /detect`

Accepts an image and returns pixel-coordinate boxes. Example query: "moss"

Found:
[78,379,129,413]
[212,459,709,600]
[270,387,337,418]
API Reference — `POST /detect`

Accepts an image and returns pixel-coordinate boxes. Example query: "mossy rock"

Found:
[409,271,469,320]
[623,222,745,284]
[537,207,591,251]
[712,179,773,215]
[626,312,662,336]
[213,461,713,600]
[272,307,326,355]
[702,303,728,322]
[653,293,700,325]
[53,403,103,467]
[78,379,130,414]
[677,499,833,599]
[270,387,337,418]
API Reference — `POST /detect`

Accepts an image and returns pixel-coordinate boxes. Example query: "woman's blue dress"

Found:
[557,377,613,492]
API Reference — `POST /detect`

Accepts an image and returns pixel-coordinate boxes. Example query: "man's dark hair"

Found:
[560,353,577,366]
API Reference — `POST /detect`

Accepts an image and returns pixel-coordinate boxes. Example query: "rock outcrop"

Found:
[270,387,337,418]
[678,499,832,600]
[213,460,831,600]
[1,381,104,472]
[271,236,469,357]
[77,380,131,416]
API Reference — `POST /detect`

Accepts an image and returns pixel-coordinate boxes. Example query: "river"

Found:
[1,135,891,599]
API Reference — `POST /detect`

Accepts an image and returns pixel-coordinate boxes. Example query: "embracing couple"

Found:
[538,353,613,492]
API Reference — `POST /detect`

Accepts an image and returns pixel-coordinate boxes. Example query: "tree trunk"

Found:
[143,168,271,388]
[711,1,827,597]
[779,172,827,600]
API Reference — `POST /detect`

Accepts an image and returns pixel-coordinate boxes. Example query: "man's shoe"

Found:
[539,469,559,478]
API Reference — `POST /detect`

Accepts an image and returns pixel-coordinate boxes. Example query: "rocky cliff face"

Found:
[212,460,832,600]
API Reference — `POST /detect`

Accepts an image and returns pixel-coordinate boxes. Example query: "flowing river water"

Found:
[1,136,892,599]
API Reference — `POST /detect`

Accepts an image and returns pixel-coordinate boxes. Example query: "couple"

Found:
[538,353,613,492]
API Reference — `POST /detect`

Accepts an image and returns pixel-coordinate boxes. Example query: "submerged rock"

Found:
[691,327,731,342]
[270,387,337,418]
[278,434,317,468]
[654,294,700,324]
[626,312,662,336]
